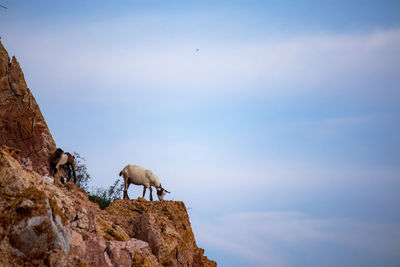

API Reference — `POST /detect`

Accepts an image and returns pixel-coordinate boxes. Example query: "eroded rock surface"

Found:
[0,41,216,266]
[0,41,56,176]
[107,199,216,267]
[0,146,216,266]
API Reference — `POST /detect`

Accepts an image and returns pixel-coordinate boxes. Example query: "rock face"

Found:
[106,199,215,267]
[0,145,216,267]
[0,41,216,266]
[0,41,56,176]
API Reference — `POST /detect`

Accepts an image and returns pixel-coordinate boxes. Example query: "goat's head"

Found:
[53,148,64,161]
[50,148,64,175]
[156,185,170,201]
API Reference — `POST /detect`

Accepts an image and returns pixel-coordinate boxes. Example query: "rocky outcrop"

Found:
[0,41,56,176]
[0,147,216,266]
[0,41,216,266]
[0,149,158,266]
[106,199,215,267]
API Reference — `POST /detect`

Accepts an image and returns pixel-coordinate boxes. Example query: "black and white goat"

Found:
[50,148,76,185]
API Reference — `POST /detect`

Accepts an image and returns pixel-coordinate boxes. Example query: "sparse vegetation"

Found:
[73,152,124,209]
[88,180,124,210]
[72,152,91,191]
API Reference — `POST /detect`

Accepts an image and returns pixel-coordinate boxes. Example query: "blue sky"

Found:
[1,1,400,266]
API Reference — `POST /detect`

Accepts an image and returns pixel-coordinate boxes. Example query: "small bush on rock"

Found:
[88,179,124,210]
[73,152,91,191]
[72,152,123,209]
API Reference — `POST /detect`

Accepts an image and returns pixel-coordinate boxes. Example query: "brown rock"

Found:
[0,40,9,77]
[107,199,217,267]
[0,40,216,267]
[105,239,160,267]
[0,145,216,266]
[0,176,71,262]
[0,40,56,176]
[1,145,22,160]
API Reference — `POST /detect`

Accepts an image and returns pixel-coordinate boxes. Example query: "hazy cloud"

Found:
[3,24,400,97]
[193,211,400,267]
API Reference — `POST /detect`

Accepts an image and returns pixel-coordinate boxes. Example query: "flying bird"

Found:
[0,4,7,9]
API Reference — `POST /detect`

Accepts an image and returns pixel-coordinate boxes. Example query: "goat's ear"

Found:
[165,190,171,194]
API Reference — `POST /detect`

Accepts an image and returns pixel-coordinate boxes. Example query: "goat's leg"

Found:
[65,165,72,182]
[123,190,129,199]
[54,171,61,186]
[55,163,63,184]
[50,164,56,176]
[71,162,77,183]
[55,162,61,173]
[65,163,76,183]
[123,182,130,199]
[149,187,153,201]
[54,166,59,177]
[142,187,147,199]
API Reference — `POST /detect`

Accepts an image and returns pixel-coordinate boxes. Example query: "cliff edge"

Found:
[0,41,56,176]
[0,41,216,266]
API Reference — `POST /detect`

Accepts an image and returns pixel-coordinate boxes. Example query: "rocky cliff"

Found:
[0,41,216,266]
[0,41,56,176]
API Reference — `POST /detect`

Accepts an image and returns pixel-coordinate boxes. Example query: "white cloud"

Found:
[3,23,400,97]
[192,211,400,267]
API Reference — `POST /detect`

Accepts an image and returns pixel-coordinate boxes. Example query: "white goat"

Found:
[119,165,170,201]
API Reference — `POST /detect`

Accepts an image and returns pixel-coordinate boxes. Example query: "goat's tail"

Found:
[119,171,123,177]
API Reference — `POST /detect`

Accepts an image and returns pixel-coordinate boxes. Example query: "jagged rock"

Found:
[0,40,9,77]
[107,199,217,266]
[105,239,160,267]
[6,190,71,259]
[0,146,216,266]
[0,40,56,176]
[0,41,216,266]
[0,149,71,265]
